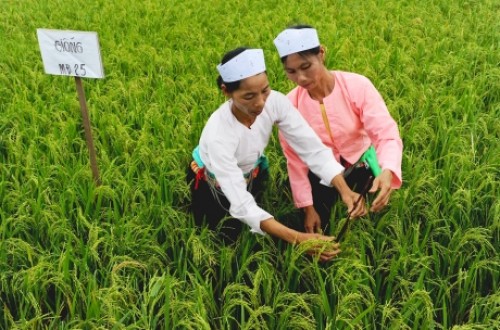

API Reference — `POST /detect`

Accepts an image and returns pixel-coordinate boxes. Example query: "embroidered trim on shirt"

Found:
[320,103,339,154]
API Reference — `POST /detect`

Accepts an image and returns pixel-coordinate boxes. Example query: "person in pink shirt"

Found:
[273,25,403,235]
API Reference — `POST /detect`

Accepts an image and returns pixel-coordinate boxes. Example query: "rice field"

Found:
[0,0,499,329]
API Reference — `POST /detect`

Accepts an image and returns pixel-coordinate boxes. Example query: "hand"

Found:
[369,169,393,212]
[303,205,321,233]
[296,232,341,262]
[331,174,367,218]
[341,190,367,218]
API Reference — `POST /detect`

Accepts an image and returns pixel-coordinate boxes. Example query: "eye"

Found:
[301,63,312,70]
[286,69,296,74]
[243,95,255,100]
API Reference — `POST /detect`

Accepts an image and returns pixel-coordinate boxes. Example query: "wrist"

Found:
[292,231,304,244]
[260,218,305,245]
[303,205,315,214]
[331,173,351,197]
[382,168,394,178]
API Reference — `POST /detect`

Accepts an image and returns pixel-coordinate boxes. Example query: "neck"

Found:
[231,103,254,128]
[308,69,335,103]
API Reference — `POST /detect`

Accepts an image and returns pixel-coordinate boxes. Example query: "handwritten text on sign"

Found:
[37,29,104,79]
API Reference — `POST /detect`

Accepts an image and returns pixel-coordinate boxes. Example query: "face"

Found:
[283,48,325,90]
[223,73,271,119]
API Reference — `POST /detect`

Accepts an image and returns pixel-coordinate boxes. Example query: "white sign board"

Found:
[37,29,104,79]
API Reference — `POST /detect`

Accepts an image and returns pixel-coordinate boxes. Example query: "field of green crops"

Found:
[1,0,499,329]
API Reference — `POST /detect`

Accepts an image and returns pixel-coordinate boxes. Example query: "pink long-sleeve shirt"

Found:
[279,71,403,208]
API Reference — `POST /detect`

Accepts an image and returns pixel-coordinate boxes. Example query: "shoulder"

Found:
[267,90,293,106]
[263,91,296,121]
[202,102,234,140]
[204,102,227,126]
[269,89,286,99]
[286,86,301,98]
[286,86,311,107]
[334,70,379,99]
[334,70,371,85]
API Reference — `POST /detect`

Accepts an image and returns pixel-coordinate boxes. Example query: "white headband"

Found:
[216,49,266,83]
[273,28,320,58]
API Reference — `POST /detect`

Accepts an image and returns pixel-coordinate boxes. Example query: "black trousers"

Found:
[309,165,373,234]
[186,165,269,244]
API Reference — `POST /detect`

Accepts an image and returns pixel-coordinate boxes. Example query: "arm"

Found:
[331,173,367,217]
[356,77,403,211]
[260,218,341,262]
[206,139,272,234]
[275,93,366,218]
[209,143,341,260]
[278,131,313,208]
[369,169,394,212]
[357,77,403,187]
[303,205,322,234]
[279,131,322,233]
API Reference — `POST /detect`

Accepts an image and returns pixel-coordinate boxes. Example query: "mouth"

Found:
[251,109,263,116]
[300,82,312,89]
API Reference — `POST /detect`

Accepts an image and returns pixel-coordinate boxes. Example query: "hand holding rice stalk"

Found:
[294,234,341,262]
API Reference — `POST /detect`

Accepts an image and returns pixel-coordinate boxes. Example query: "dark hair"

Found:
[216,47,248,92]
[280,24,321,63]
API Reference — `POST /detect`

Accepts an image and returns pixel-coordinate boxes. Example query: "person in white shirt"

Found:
[187,47,366,261]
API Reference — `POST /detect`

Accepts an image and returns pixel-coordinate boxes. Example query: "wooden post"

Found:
[74,76,101,186]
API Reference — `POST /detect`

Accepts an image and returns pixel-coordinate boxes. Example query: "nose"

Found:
[297,71,307,84]
[254,93,266,108]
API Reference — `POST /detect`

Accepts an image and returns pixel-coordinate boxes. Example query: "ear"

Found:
[220,84,231,98]
[319,45,327,63]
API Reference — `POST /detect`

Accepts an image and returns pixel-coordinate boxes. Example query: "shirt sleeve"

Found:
[357,77,403,188]
[273,93,344,189]
[206,139,272,235]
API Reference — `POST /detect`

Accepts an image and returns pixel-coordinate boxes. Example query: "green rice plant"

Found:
[280,243,317,293]
[399,290,436,330]
[0,0,498,328]
[221,283,254,329]
[271,291,318,330]
[458,292,500,329]
[378,300,412,330]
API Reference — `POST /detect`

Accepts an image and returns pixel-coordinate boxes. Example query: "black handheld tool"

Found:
[335,175,374,242]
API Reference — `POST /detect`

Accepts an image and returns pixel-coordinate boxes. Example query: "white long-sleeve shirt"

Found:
[198,90,344,234]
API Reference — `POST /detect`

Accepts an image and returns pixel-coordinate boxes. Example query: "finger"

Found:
[317,235,335,242]
[325,248,341,256]
[368,179,380,193]
[314,222,322,234]
[319,252,335,262]
[320,249,341,261]
[351,197,366,218]
[346,201,354,214]
[371,190,391,210]
[359,201,368,216]
[305,225,314,233]
[319,254,333,262]
[371,194,382,210]
[347,194,359,214]
[371,186,387,207]
[371,194,391,212]
[323,254,340,262]
[371,188,392,211]
[313,241,340,252]
[351,196,361,214]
